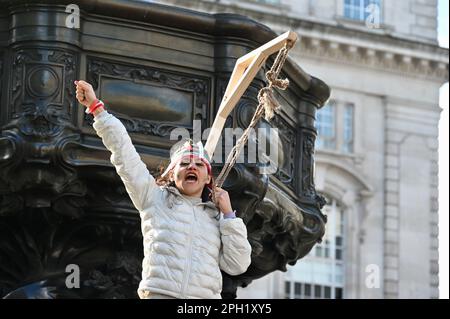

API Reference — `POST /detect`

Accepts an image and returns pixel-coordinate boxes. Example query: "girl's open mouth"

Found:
[185,173,198,183]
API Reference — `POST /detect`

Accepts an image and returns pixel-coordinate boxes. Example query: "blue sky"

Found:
[438,0,448,300]
[439,0,449,47]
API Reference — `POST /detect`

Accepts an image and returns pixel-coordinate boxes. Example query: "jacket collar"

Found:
[165,186,217,210]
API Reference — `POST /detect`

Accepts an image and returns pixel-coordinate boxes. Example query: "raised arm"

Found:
[75,80,157,212]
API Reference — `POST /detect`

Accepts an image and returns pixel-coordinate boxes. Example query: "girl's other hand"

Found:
[214,187,233,214]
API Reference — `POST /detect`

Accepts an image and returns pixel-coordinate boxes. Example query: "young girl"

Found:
[75,80,252,299]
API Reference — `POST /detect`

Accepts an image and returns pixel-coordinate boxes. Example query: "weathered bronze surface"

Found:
[0,0,329,298]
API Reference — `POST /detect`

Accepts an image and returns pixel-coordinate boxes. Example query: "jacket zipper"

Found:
[181,205,196,298]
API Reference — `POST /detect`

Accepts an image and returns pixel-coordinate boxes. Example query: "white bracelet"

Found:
[223,210,236,219]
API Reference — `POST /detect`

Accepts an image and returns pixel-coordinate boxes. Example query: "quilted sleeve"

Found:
[92,110,157,212]
[219,217,252,276]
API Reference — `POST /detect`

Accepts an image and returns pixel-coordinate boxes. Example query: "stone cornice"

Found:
[163,0,449,82]
[168,0,448,56]
[298,35,448,82]
[290,18,447,59]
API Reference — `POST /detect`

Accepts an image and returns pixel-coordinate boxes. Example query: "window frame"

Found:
[245,0,282,7]
[343,0,383,23]
[285,197,346,299]
[342,103,354,153]
[316,101,337,151]
[316,100,355,154]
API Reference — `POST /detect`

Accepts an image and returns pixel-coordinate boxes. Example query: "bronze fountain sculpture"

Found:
[0,0,329,299]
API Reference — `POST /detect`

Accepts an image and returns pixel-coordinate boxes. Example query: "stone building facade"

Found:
[154,0,448,298]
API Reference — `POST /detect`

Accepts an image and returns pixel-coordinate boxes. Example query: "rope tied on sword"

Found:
[213,40,294,192]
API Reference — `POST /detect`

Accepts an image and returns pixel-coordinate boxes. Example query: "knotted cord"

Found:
[213,41,294,193]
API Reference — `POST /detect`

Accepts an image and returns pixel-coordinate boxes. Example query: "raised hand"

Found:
[74,80,97,108]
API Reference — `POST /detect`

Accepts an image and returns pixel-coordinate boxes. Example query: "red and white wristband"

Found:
[85,99,105,114]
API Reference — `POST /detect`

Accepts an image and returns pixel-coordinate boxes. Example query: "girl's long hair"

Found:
[155,165,174,188]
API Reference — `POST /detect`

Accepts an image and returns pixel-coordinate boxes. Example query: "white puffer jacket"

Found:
[93,111,252,299]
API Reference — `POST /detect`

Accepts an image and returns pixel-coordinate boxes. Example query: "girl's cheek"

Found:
[173,171,182,181]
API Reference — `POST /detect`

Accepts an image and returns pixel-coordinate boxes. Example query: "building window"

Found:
[254,0,281,5]
[316,102,336,150]
[342,103,354,153]
[285,198,345,299]
[344,0,381,22]
[316,101,355,154]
